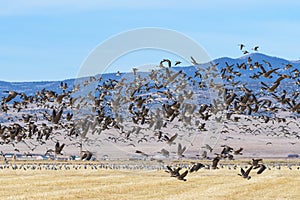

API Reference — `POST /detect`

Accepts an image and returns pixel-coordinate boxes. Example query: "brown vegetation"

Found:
[0,161,299,200]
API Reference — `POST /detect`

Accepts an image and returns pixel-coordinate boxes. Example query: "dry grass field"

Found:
[0,161,299,200]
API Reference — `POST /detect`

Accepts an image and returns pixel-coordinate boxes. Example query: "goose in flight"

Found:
[255,164,266,174]
[202,144,213,152]
[212,156,221,169]
[233,148,243,155]
[238,44,245,51]
[165,166,181,177]
[189,163,205,173]
[55,141,65,155]
[258,65,279,78]
[249,158,263,167]
[261,81,280,93]
[160,59,171,68]
[177,170,188,181]
[252,46,259,51]
[81,151,93,161]
[175,61,181,66]
[51,108,63,124]
[2,91,19,103]
[221,145,233,155]
[190,56,199,65]
[135,150,149,157]
[59,82,68,90]
[177,143,186,157]
[165,133,178,145]
[166,166,189,181]
[238,166,253,180]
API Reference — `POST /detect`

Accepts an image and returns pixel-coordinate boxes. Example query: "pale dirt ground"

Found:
[1,117,299,160]
[1,103,299,160]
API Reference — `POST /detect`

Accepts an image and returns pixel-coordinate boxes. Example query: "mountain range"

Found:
[0,53,299,99]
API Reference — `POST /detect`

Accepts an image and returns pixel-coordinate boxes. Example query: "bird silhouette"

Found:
[55,142,65,155]
[177,170,188,181]
[238,166,253,180]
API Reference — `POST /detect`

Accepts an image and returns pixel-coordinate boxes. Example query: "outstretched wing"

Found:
[166,166,173,173]
[178,170,188,179]
[212,157,220,169]
[55,141,60,150]
[58,143,65,153]
[169,133,178,143]
[240,167,245,175]
[53,109,63,124]
[245,166,253,176]
[257,164,266,174]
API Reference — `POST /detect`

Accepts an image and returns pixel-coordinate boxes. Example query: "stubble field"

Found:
[1,161,299,200]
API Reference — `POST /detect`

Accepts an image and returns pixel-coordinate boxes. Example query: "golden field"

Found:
[0,161,299,200]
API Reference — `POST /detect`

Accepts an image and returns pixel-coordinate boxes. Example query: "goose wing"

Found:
[240,167,246,175]
[257,164,266,174]
[212,157,220,169]
[245,166,253,176]
[53,109,63,124]
[178,170,188,179]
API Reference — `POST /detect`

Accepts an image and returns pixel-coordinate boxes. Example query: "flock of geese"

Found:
[165,160,267,182]
[164,144,284,181]
[0,46,299,181]
[1,152,299,182]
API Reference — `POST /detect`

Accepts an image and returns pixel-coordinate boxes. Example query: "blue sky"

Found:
[0,0,300,82]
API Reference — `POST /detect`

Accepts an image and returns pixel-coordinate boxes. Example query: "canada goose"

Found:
[196,151,207,159]
[2,91,19,103]
[175,61,181,66]
[81,151,93,161]
[165,166,181,177]
[190,56,199,65]
[165,133,178,145]
[249,158,263,167]
[233,148,243,155]
[212,156,220,169]
[135,96,146,108]
[252,46,259,51]
[177,170,188,181]
[52,108,63,124]
[259,66,279,78]
[135,150,149,157]
[202,144,213,152]
[45,149,54,155]
[238,166,253,180]
[160,59,171,68]
[132,68,138,76]
[221,145,233,155]
[60,82,68,90]
[160,148,169,157]
[177,143,186,157]
[66,113,73,121]
[255,164,266,174]
[55,141,65,155]
[238,44,245,51]
[274,74,291,84]
[261,81,280,92]
[190,163,205,173]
